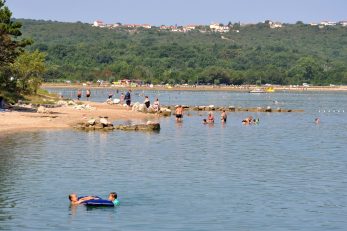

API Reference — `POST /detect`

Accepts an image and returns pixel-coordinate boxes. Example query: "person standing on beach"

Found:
[124,90,131,109]
[86,89,91,101]
[77,89,82,101]
[153,98,160,112]
[175,105,184,122]
[144,96,150,108]
[120,93,124,105]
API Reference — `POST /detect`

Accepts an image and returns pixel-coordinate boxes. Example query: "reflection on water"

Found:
[1,92,347,230]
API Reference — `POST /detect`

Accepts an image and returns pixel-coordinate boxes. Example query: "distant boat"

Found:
[265,86,275,93]
[249,86,275,93]
[249,88,266,93]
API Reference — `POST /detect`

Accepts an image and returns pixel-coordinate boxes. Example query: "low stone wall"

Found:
[114,123,160,131]
[164,105,303,113]
[73,117,160,132]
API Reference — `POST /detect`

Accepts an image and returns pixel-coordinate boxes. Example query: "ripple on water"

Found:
[1,91,347,230]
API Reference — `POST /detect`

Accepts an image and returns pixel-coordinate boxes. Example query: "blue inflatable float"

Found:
[78,196,114,207]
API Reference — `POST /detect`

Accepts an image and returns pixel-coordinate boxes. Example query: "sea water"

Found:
[0,90,346,230]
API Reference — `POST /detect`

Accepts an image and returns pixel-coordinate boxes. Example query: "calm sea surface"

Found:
[0,89,346,230]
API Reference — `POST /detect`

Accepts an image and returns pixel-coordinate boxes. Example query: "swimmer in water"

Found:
[108,192,120,206]
[68,193,97,205]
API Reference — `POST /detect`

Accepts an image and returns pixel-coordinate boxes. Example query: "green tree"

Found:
[288,57,323,84]
[0,0,31,90]
[11,50,46,94]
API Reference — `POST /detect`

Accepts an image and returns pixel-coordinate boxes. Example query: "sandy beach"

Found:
[0,101,153,135]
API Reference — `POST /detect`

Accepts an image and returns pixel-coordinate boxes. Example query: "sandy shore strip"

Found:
[0,101,154,135]
[42,83,347,92]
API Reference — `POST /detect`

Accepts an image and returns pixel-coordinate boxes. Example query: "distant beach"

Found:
[42,83,347,92]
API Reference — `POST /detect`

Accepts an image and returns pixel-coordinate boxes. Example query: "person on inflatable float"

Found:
[108,192,120,206]
[69,193,98,205]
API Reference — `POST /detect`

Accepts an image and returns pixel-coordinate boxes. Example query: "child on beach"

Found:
[153,98,160,112]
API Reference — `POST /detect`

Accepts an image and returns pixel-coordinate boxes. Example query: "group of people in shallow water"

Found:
[202,110,228,124]
[242,115,260,125]
[77,89,91,101]
[175,106,258,126]
[69,192,119,206]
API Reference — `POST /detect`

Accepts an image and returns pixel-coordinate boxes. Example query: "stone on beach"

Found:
[37,106,52,114]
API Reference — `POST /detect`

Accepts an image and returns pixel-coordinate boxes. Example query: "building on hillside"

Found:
[183,25,197,32]
[93,20,105,27]
[339,21,347,27]
[209,23,230,32]
[267,21,283,29]
[123,24,151,29]
[112,23,121,28]
[142,24,152,29]
[160,25,177,30]
[320,21,337,26]
[310,23,318,26]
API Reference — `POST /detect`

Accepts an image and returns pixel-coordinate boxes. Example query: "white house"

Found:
[339,21,347,27]
[209,23,230,33]
[93,20,105,27]
[268,21,283,29]
[142,24,152,29]
[182,25,197,32]
[320,21,337,26]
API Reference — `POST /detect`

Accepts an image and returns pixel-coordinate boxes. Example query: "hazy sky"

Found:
[7,0,347,25]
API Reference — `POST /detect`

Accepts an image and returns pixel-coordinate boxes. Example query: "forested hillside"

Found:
[19,19,347,85]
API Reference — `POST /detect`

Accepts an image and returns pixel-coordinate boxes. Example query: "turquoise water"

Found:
[1,90,347,230]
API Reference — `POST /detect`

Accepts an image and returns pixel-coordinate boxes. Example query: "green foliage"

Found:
[11,50,46,94]
[17,19,347,85]
[0,0,33,98]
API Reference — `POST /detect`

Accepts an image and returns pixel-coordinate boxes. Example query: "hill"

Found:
[18,19,347,85]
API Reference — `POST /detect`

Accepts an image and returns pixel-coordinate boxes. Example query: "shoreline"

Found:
[42,83,347,92]
[0,101,154,135]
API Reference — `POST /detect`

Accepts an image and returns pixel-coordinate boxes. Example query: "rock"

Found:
[37,106,51,114]
[56,100,68,106]
[68,101,77,106]
[115,123,160,131]
[228,106,236,112]
[99,118,109,125]
[159,107,171,116]
[132,102,140,111]
[88,119,96,125]
[198,106,205,111]
[138,103,146,112]
[265,106,272,112]
[147,106,156,113]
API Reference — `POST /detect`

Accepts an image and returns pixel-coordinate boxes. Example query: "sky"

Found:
[6,0,347,25]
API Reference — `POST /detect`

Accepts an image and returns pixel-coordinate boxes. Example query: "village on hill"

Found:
[92,19,347,33]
